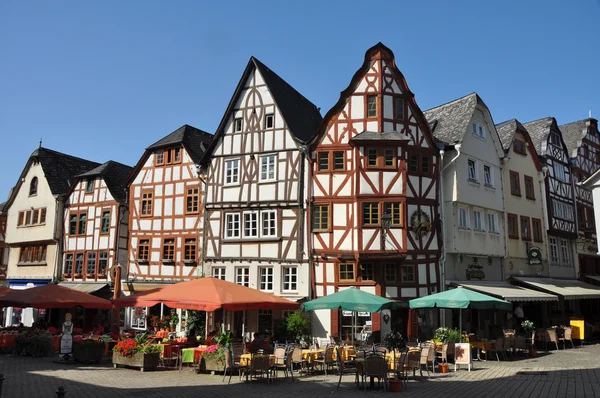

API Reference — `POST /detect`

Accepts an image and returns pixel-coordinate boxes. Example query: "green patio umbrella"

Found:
[302,286,399,312]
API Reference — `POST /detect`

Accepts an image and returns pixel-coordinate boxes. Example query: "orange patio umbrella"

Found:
[112,277,300,311]
[0,284,113,309]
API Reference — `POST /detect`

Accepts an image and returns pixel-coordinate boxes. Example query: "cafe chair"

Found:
[335,346,358,389]
[364,354,388,392]
[250,353,273,383]
[419,345,433,378]
[273,346,286,366]
[545,329,560,351]
[488,337,506,361]
[223,347,246,384]
[313,347,335,376]
[291,347,306,374]
[272,349,295,382]
[558,327,575,349]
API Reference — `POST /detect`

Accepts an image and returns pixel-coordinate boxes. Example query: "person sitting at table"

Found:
[250,332,264,353]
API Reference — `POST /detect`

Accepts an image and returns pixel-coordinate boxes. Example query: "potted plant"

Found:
[521,320,536,357]
[383,329,406,392]
[112,333,162,372]
[198,344,227,373]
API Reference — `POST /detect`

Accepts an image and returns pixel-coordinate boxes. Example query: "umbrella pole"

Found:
[459,309,462,334]
[242,310,246,343]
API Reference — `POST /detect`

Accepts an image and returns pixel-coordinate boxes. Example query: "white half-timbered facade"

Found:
[0,202,8,285]
[309,43,441,340]
[63,161,133,287]
[201,57,322,338]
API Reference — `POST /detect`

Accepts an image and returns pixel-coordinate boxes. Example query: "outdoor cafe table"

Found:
[471,341,495,361]
[181,346,208,364]
[239,353,276,367]
[301,349,324,365]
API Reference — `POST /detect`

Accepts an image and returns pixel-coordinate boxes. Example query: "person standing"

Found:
[514,303,525,332]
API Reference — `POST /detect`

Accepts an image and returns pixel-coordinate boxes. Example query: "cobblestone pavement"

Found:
[1,344,600,398]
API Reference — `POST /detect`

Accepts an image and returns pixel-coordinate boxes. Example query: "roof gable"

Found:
[559,118,598,159]
[423,93,480,145]
[75,161,134,204]
[147,124,213,164]
[496,118,543,171]
[522,117,568,157]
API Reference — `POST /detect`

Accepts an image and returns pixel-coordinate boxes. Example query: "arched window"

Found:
[29,177,38,196]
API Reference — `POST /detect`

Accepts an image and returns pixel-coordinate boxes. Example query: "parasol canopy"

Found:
[408,286,512,310]
[302,287,399,313]
[0,284,113,309]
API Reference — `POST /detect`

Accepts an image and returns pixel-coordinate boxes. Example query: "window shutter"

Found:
[372,312,381,332]
[330,309,339,338]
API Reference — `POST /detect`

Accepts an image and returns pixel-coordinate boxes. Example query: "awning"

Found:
[585,275,600,284]
[58,282,108,294]
[447,280,557,302]
[511,277,600,300]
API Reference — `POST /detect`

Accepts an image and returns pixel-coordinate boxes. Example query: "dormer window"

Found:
[29,177,38,196]
[85,179,94,193]
[155,152,164,165]
[265,114,274,129]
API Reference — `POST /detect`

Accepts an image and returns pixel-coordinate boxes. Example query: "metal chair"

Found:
[488,337,506,361]
[559,327,575,349]
[335,346,358,389]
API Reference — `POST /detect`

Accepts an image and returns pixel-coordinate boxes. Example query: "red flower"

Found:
[113,339,139,357]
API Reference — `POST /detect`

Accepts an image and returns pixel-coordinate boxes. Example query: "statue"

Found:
[60,312,73,360]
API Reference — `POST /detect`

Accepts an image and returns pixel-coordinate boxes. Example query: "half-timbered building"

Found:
[0,202,8,285]
[126,125,212,329]
[308,43,441,340]
[560,118,600,278]
[523,118,578,278]
[62,161,133,294]
[200,57,322,338]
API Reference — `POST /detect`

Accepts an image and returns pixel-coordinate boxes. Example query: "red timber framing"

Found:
[308,43,442,334]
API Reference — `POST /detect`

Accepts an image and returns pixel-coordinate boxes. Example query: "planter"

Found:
[389,378,402,392]
[73,341,104,363]
[200,355,226,372]
[113,352,160,372]
[438,363,449,373]
[528,349,537,358]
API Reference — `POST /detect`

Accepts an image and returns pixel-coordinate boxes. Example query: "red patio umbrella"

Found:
[112,277,300,311]
[0,284,113,309]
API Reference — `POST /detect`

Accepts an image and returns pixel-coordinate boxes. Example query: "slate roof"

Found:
[77,161,134,204]
[0,202,6,213]
[32,147,101,196]
[522,117,554,155]
[559,119,591,158]
[350,131,410,142]
[496,119,528,151]
[252,57,322,143]
[147,124,213,164]
[423,93,486,145]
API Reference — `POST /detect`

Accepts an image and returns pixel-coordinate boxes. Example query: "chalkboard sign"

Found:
[453,342,472,371]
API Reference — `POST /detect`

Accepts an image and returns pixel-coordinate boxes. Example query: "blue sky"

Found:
[1,0,599,201]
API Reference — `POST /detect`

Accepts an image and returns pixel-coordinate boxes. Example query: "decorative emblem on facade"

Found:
[410,209,432,237]
[527,246,542,265]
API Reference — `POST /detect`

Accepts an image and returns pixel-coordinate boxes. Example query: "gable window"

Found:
[467,159,478,181]
[339,263,355,282]
[40,208,46,224]
[367,149,379,168]
[162,238,175,261]
[394,97,404,120]
[312,204,330,231]
[155,152,164,166]
[366,95,377,118]
[520,216,531,241]
[362,202,380,226]
[409,154,419,173]
[458,207,469,229]
[265,114,274,129]
[243,212,258,238]
[421,156,431,174]
[186,187,200,213]
[138,239,150,261]
[560,239,571,265]
[64,254,73,276]
[473,210,483,231]
[384,202,403,227]
[225,159,240,185]
[98,252,108,276]
[141,190,153,216]
[507,213,519,239]
[85,179,94,193]
[402,264,415,282]
[260,155,276,181]
[487,212,498,233]
[524,176,535,200]
[333,151,345,170]
[513,139,527,155]
[261,210,276,237]
[234,118,243,132]
[259,267,274,291]
[25,211,32,225]
[212,267,226,280]
[484,165,493,187]
[225,213,241,239]
[101,210,110,233]
[509,171,521,196]
[317,152,329,171]
[532,218,543,242]
[86,252,97,275]
[29,177,38,196]
[32,210,39,225]
[282,267,298,291]
[75,213,87,235]
[360,263,374,281]
[384,149,396,168]
[549,237,559,263]
[184,238,197,261]
[18,208,46,227]
[472,122,485,138]
[384,264,397,283]
[554,163,567,182]
[235,267,250,287]
[174,148,181,163]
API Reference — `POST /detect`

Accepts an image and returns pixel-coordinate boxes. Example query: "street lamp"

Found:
[381,213,392,250]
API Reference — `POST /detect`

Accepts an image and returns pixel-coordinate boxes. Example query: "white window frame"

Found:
[560,239,571,265]
[243,211,258,238]
[473,209,483,231]
[467,159,478,181]
[235,267,250,287]
[259,154,276,182]
[549,237,559,264]
[282,267,298,292]
[130,307,147,330]
[472,122,485,138]
[483,165,493,187]
[212,267,226,280]
[487,212,498,233]
[225,159,240,185]
[458,207,470,229]
[261,210,277,237]
[225,213,240,239]
[259,267,274,291]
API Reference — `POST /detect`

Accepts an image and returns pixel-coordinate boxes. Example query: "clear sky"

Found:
[1,0,599,201]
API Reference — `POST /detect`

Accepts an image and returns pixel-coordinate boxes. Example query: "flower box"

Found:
[112,352,160,372]
[73,341,104,363]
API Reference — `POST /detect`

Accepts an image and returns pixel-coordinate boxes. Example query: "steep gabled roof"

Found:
[350,131,410,143]
[522,117,554,155]
[147,124,213,164]
[423,93,484,145]
[559,118,596,159]
[0,202,7,213]
[76,161,134,204]
[496,118,528,150]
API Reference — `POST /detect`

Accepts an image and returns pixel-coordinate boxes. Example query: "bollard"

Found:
[0,373,5,398]
[56,386,66,397]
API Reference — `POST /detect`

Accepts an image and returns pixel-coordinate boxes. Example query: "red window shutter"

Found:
[330,309,339,338]
[408,309,419,339]
[372,312,381,332]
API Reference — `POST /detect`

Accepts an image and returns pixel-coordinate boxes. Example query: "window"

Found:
[367,95,377,118]
[384,264,397,283]
[402,264,415,282]
[186,187,200,213]
[421,156,431,174]
[78,213,87,235]
[69,214,77,235]
[513,139,527,155]
[243,212,258,238]
[472,122,485,138]
[484,165,493,187]
[360,263,374,281]
[554,163,567,182]
[174,148,181,163]
[362,202,380,226]
[212,267,226,280]
[367,149,378,168]
[578,205,586,226]
[520,216,531,241]
[18,208,47,227]
[507,213,519,239]
[333,151,345,170]
[64,254,73,275]
[138,239,150,260]
[467,159,477,181]
[339,263,355,281]
[75,253,84,274]
[225,213,240,239]
[532,218,543,242]
[458,207,469,229]
[162,238,175,261]
[155,152,164,165]
[586,208,595,228]
[317,152,329,171]
[312,205,330,231]
[409,154,418,173]
[101,210,110,233]
[265,114,274,129]
[384,149,396,168]
[32,209,39,225]
[260,155,276,181]
[39,208,46,224]
[98,252,108,275]
[510,171,521,196]
[184,238,197,261]
[384,202,402,227]
[487,212,498,233]
[86,252,97,275]
[257,309,272,336]
[259,267,274,291]
[234,118,243,132]
[235,267,250,287]
[394,97,404,120]
[166,149,172,164]
[25,211,32,225]
[261,211,276,237]
[19,245,47,263]
[225,159,240,184]
[141,190,153,216]
[85,179,94,193]
[560,239,570,265]
[29,177,38,196]
[130,306,147,330]
[524,176,535,200]
[473,210,483,231]
[549,237,559,263]
[282,267,298,291]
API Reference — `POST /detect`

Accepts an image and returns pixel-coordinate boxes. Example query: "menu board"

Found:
[454,343,472,371]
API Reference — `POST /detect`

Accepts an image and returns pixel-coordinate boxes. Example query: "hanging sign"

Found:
[342,311,353,317]
[527,246,542,265]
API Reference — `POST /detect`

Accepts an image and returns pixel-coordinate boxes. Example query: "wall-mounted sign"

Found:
[527,246,542,265]
[466,262,485,280]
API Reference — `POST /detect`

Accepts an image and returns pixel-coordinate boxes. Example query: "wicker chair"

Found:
[223,347,246,384]
[290,347,305,374]
[545,329,560,351]
[558,327,575,349]
[488,337,506,361]
[419,345,432,378]
[272,349,295,381]
[250,353,273,383]
[313,347,335,375]
[364,354,388,391]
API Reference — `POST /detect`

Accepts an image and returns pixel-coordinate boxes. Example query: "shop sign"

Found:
[527,246,542,265]
[465,263,485,280]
